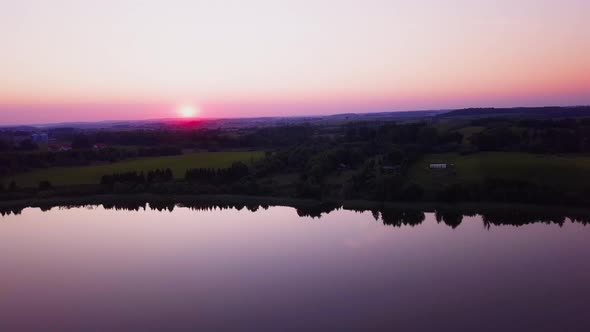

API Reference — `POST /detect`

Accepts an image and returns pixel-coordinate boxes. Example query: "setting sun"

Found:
[178,105,199,118]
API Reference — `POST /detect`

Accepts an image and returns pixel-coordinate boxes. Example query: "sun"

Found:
[178,105,199,118]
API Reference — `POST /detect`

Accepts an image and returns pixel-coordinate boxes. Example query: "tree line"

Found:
[100,169,174,185]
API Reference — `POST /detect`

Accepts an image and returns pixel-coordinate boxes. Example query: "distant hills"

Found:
[1,106,589,130]
[0,110,444,130]
[437,106,590,119]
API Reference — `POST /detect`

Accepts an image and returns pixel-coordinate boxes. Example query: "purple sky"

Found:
[1,0,589,125]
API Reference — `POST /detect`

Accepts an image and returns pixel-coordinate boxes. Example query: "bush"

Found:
[113,182,134,194]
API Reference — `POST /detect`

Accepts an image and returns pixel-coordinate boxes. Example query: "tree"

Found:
[17,139,38,151]
[71,135,92,149]
[0,139,10,152]
[38,180,53,190]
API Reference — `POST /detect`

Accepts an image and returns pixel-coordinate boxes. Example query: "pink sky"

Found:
[1,0,589,125]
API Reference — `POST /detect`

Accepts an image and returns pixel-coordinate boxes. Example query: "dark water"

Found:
[0,205,589,331]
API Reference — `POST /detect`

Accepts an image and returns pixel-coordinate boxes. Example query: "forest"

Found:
[2,112,590,206]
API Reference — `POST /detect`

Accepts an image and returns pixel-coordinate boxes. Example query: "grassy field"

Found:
[407,152,590,192]
[3,151,264,188]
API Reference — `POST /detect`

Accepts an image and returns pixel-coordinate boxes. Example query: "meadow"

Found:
[407,152,590,192]
[3,151,263,188]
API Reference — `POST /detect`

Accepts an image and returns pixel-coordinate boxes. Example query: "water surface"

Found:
[0,205,588,331]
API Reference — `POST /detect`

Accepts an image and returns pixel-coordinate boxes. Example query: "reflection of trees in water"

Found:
[480,211,568,229]
[149,201,176,212]
[1,199,590,229]
[295,202,341,218]
[0,207,23,216]
[566,213,590,225]
[435,210,463,229]
[184,202,269,213]
[372,209,380,221]
[103,201,149,211]
[380,209,425,227]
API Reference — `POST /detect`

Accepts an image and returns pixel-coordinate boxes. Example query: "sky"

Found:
[1,0,589,125]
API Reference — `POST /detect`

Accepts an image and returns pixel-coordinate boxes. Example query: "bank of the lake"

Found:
[2,193,590,226]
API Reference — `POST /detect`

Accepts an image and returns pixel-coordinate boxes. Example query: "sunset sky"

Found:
[1,0,589,125]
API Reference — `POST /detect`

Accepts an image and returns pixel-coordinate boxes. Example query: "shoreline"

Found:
[2,193,590,216]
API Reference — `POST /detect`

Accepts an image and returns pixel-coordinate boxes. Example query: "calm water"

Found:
[0,205,589,331]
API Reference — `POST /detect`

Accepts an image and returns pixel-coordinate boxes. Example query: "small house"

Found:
[429,163,447,169]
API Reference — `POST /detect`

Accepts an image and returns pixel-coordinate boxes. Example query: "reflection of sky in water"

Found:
[0,206,588,331]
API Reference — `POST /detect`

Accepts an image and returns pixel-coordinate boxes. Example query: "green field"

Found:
[407,152,590,192]
[3,151,264,188]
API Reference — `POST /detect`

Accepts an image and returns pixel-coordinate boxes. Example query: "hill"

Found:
[438,106,590,119]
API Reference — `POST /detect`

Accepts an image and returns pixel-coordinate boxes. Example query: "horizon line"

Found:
[2,105,590,128]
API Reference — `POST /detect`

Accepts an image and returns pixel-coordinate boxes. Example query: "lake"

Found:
[1,203,589,331]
